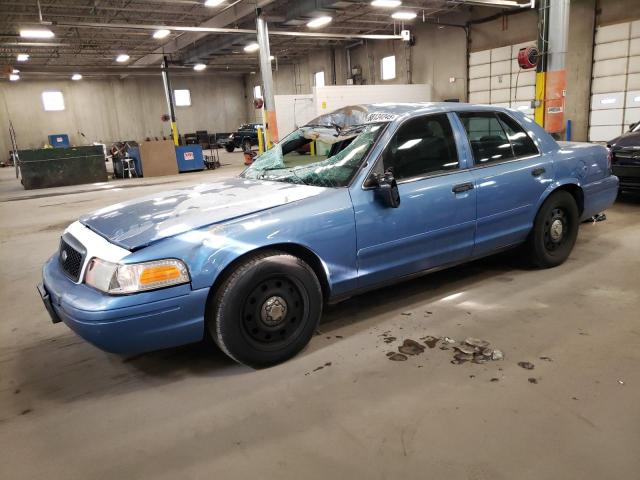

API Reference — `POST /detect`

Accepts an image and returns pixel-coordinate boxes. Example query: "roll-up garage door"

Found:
[468,41,536,117]
[589,20,640,142]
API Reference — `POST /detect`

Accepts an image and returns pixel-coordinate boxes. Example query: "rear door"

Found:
[457,111,554,256]
[350,113,477,289]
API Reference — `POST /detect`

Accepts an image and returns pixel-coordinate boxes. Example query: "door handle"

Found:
[531,167,546,177]
[452,182,474,194]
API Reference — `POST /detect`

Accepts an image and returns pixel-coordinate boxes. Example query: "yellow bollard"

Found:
[257,126,265,154]
[309,141,316,157]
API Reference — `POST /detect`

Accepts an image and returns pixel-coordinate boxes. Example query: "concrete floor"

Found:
[1,154,639,479]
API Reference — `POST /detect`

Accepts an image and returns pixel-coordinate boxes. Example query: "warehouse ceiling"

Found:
[0,0,528,78]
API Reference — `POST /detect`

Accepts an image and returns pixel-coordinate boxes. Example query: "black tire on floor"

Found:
[525,190,579,268]
[225,144,235,153]
[209,251,323,368]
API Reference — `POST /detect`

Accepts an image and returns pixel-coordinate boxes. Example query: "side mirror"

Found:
[367,169,400,208]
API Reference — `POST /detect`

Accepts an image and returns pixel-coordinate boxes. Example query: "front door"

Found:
[457,111,554,256]
[350,113,477,289]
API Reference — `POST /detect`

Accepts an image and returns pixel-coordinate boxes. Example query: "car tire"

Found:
[209,250,323,368]
[224,144,235,153]
[525,190,579,268]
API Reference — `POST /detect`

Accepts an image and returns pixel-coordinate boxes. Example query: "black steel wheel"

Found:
[525,190,579,268]
[208,251,322,367]
[224,144,235,153]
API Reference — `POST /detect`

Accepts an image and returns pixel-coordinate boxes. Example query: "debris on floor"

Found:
[528,377,539,384]
[591,212,607,223]
[539,356,553,362]
[398,339,425,356]
[518,361,535,370]
[387,352,408,361]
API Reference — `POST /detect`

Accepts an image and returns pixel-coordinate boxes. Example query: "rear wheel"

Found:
[525,190,579,268]
[209,251,322,368]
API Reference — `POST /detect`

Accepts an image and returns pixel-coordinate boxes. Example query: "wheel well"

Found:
[205,244,331,314]
[554,184,584,215]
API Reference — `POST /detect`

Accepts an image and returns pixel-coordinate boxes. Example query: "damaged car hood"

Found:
[79,178,327,250]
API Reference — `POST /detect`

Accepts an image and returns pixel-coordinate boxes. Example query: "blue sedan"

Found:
[39,103,619,367]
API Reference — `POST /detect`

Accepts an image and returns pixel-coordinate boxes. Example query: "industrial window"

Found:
[174,89,191,107]
[379,114,459,181]
[314,71,325,88]
[254,85,262,99]
[41,91,65,111]
[381,55,396,81]
[458,112,515,166]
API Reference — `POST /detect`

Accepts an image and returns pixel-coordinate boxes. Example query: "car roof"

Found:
[306,102,522,128]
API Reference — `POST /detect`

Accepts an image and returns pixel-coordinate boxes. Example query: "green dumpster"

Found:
[18,146,107,190]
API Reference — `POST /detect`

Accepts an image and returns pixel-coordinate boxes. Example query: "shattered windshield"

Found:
[241,123,387,188]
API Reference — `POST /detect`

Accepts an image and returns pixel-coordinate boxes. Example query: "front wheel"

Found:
[224,144,235,153]
[209,251,323,368]
[525,190,579,268]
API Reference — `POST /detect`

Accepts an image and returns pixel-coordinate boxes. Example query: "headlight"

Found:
[85,258,190,294]
[228,133,234,138]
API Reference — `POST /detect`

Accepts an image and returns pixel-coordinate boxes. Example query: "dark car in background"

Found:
[219,123,262,152]
[609,121,640,192]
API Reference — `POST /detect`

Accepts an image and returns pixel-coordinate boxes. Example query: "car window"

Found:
[458,112,514,165]
[380,114,459,181]
[497,113,538,157]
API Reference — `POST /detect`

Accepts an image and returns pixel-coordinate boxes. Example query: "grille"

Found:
[59,235,86,282]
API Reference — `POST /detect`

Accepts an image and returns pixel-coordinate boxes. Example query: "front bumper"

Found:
[41,255,209,354]
[612,164,640,190]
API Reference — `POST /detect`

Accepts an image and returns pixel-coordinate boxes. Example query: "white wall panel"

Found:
[469,77,490,92]
[469,63,491,79]
[589,125,622,142]
[469,91,490,104]
[491,60,511,76]
[631,38,640,56]
[490,75,510,90]
[470,50,491,66]
[624,108,640,125]
[511,70,536,87]
[591,75,628,93]
[625,90,640,107]
[590,108,624,126]
[593,57,628,77]
[512,85,536,101]
[491,88,511,103]
[594,40,629,61]
[595,23,630,44]
[628,73,640,90]
[491,46,511,62]
[591,92,625,110]
[632,20,640,38]
[628,56,640,73]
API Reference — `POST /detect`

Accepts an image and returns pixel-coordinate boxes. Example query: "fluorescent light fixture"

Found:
[270,55,275,61]
[391,11,417,20]
[17,53,29,62]
[307,16,332,28]
[193,63,207,71]
[153,29,170,39]
[12,68,19,74]
[633,96,640,103]
[371,0,402,7]
[600,98,616,105]
[20,28,54,39]
[116,54,130,62]
[244,43,260,53]
[71,73,82,81]
[205,0,225,6]
[9,74,20,81]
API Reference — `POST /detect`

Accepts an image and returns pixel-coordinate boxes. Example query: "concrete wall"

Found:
[0,74,246,156]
